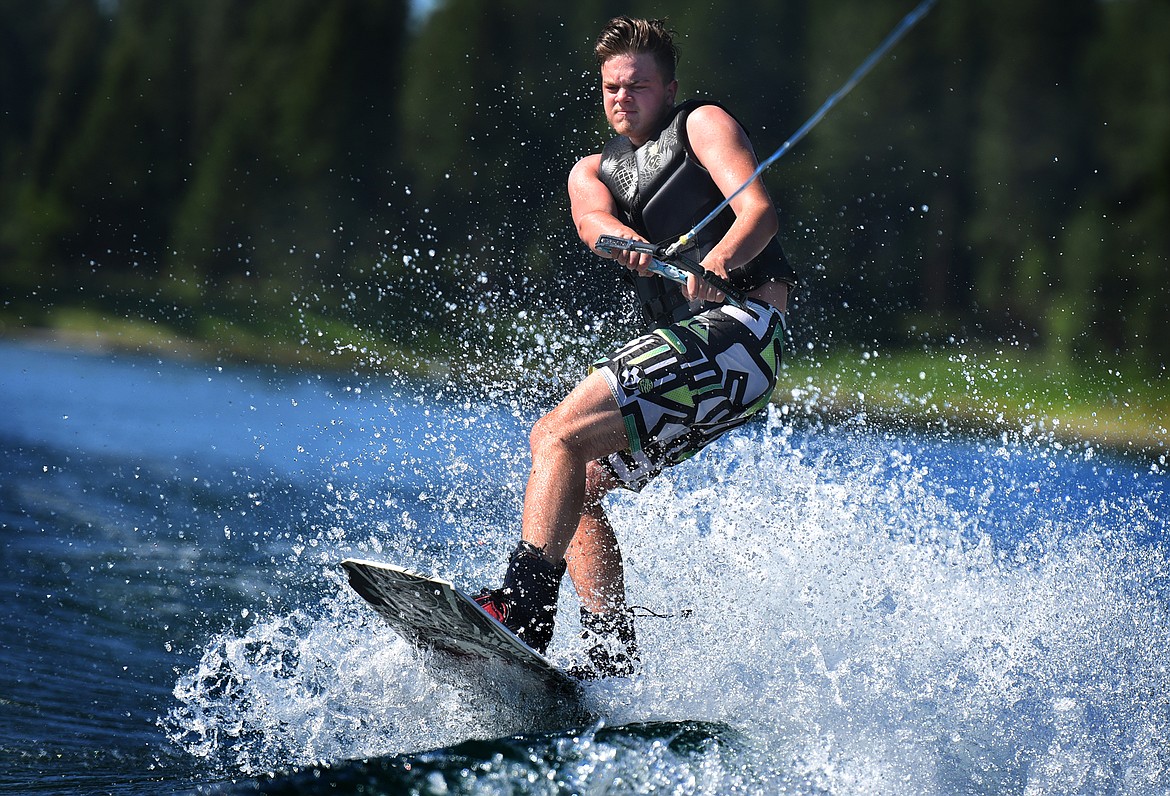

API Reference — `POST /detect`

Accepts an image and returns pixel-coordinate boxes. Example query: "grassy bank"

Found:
[781,346,1168,458]
[4,307,1166,459]
[0,303,452,378]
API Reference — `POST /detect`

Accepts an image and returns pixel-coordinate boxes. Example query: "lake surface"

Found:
[1,338,1167,795]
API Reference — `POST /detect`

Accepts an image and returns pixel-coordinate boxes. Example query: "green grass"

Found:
[781,345,1168,456]
[0,302,448,376]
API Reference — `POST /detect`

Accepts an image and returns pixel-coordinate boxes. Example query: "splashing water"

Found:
[165,402,1169,794]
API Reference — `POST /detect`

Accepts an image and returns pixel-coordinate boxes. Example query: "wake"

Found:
[167,407,1170,793]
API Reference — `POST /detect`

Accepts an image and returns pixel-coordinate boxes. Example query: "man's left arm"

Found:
[684,104,780,304]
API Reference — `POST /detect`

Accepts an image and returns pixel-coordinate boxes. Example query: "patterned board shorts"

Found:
[592,299,786,492]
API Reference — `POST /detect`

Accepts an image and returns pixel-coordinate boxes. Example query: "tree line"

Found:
[1,0,1167,372]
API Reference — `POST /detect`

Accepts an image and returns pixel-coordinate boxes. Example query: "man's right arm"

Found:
[568,154,655,274]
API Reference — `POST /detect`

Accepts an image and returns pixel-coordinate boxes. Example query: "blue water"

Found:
[1,338,1167,795]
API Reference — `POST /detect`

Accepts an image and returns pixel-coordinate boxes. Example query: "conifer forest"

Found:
[2,0,1167,372]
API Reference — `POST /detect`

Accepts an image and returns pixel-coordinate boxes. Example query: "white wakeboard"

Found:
[341,558,578,695]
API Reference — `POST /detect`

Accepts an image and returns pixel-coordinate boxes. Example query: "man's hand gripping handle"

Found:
[594,235,746,308]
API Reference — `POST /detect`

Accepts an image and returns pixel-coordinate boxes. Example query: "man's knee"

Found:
[529,409,575,462]
[528,373,627,467]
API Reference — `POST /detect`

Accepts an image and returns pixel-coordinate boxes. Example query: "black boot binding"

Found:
[474,541,565,655]
[573,606,640,679]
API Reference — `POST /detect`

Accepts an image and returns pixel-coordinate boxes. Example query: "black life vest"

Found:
[598,99,797,328]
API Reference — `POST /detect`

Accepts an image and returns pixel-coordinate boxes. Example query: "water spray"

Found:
[662,0,940,259]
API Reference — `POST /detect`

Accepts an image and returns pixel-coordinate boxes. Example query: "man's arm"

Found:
[684,104,780,303]
[568,154,656,274]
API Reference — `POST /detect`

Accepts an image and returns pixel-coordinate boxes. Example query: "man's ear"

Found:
[665,79,678,106]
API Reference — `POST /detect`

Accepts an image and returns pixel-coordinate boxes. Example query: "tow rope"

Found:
[662,0,940,259]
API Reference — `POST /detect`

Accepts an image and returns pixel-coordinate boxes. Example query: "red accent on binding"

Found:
[473,591,508,624]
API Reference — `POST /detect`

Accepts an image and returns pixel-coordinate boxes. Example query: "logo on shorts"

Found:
[619,365,651,394]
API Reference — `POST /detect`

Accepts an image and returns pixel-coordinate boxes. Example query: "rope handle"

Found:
[594,234,747,308]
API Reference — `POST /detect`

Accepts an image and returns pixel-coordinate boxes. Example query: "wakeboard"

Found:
[341,558,579,696]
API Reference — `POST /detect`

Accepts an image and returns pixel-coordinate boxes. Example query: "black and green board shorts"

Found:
[592,299,786,491]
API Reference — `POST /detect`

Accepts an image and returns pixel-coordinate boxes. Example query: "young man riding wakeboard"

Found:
[475,16,797,678]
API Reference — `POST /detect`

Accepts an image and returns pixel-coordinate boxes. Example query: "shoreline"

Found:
[4,325,1166,462]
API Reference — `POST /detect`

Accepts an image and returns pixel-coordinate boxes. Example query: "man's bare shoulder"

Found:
[685,102,754,166]
[685,103,746,140]
[569,153,604,185]
[572,152,603,172]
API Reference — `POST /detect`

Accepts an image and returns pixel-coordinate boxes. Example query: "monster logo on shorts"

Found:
[618,364,646,392]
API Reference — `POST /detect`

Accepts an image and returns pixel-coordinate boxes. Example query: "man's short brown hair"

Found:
[594,16,679,82]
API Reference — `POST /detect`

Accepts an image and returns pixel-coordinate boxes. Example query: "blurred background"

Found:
[1,0,1167,379]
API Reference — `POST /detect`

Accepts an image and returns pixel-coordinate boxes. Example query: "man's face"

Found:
[600,53,677,146]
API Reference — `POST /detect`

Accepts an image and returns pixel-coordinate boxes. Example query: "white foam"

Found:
[168,407,1170,792]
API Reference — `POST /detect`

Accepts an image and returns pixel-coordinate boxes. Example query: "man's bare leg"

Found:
[520,370,627,563]
[565,461,626,613]
[476,370,631,658]
[565,460,639,676]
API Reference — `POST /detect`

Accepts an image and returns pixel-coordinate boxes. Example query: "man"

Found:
[475,16,797,677]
